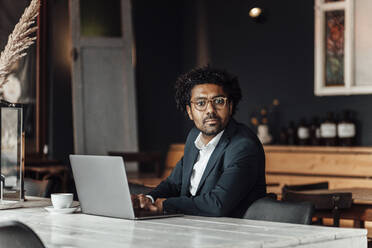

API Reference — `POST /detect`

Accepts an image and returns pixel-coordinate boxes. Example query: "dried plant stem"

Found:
[0,0,40,88]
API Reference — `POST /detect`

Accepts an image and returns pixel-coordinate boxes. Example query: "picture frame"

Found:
[314,0,354,96]
[315,0,372,96]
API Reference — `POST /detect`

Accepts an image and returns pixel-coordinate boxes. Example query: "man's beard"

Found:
[201,128,221,136]
[198,113,224,136]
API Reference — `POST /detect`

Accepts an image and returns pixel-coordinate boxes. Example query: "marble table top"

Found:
[0,207,367,248]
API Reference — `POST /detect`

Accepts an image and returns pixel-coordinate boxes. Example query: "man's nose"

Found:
[205,100,217,113]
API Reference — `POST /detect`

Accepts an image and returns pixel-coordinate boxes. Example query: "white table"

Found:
[0,207,367,248]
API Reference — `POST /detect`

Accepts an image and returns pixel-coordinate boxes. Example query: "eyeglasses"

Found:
[190,96,229,111]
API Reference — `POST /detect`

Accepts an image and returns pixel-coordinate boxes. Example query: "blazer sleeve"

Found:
[147,157,184,200]
[162,139,263,216]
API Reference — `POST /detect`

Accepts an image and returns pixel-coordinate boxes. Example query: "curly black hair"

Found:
[175,66,242,115]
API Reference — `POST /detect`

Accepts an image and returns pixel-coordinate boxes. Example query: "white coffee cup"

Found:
[51,193,73,209]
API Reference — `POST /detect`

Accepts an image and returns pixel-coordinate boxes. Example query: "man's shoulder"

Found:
[226,120,263,154]
[228,120,258,140]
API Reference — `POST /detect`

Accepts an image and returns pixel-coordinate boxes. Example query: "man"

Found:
[134,66,266,218]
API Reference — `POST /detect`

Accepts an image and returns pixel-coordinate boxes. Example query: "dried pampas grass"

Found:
[0,0,40,88]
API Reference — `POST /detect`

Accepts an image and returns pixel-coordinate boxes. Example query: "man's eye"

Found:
[196,100,206,106]
[214,98,225,105]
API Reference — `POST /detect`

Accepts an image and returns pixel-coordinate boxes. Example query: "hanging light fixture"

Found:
[249,6,266,23]
[249,7,263,19]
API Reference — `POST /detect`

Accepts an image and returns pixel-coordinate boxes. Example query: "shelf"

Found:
[265,145,372,194]
[264,145,372,154]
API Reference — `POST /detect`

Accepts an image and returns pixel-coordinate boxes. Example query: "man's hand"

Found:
[138,194,154,210]
[154,198,166,212]
[131,194,166,212]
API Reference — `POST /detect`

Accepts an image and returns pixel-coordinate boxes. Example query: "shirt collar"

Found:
[194,130,225,150]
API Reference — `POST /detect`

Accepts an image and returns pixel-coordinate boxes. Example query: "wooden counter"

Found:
[265,145,372,194]
[134,144,372,195]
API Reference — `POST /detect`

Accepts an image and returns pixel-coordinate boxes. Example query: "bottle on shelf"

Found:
[257,109,273,145]
[287,121,297,145]
[337,110,356,146]
[257,124,272,145]
[309,117,321,146]
[297,118,310,146]
[320,112,337,146]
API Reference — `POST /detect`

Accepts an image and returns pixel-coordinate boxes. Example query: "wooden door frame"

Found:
[28,0,48,158]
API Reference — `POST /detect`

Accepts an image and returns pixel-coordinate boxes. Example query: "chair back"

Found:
[282,189,352,226]
[0,221,45,248]
[283,190,352,210]
[282,182,329,192]
[24,178,50,197]
[243,197,314,225]
[24,176,61,198]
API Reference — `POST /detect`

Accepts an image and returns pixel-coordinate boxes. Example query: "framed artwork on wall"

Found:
[315,0,372,95]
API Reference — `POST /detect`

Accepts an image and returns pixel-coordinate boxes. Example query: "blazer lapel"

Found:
[195,134,230,195]
[181,143,199,195]
[181,119,238,196]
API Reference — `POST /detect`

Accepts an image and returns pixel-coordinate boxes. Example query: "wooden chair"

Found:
[281,182,329,225]
[243,196,314,225]
[0,221,45,248]
[24,175,61,198]
[282,187,352,227]
[24,178,50,197]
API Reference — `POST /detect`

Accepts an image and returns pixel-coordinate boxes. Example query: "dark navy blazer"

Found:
[148,119,266,218]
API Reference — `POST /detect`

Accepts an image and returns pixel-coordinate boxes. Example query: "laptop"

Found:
[69,155,183,220]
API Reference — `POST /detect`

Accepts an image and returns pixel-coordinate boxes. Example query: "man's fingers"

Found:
[138,195,147,208]
[148,204,159,212]
[138,194,153,209]
[132,194,159,211]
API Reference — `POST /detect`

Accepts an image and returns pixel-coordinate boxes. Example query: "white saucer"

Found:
[44,206,78,214]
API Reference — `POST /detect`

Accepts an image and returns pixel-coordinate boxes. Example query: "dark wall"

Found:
[47,0,74,163]
[132,0,191,152]
[203,0,372,146]
[135,0,372,149]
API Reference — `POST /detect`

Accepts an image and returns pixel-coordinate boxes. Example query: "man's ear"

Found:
[229,102,233,116]
[186,105,193,120]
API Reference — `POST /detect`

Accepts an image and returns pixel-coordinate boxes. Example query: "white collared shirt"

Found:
[146,130,224,203]
[189,130,224,196]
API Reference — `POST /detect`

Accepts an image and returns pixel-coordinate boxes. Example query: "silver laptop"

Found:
[69,155,183,220]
